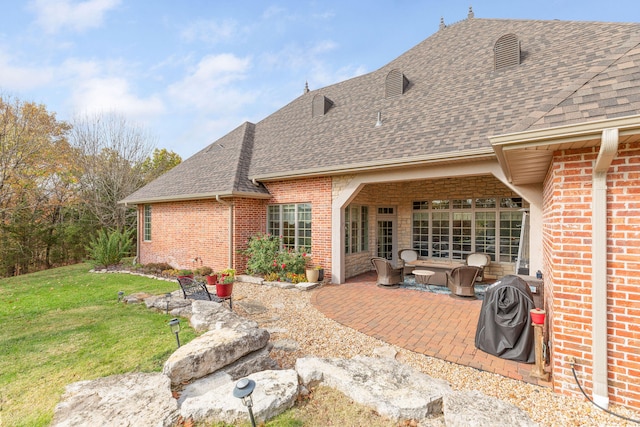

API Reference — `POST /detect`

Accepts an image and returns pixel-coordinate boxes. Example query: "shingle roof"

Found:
[121,122,269,204]
[122,17,640,204]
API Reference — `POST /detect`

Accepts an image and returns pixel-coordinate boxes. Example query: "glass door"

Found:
[376,206,397,262]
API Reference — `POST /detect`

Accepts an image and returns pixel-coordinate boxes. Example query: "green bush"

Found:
[86,228,133,268]
[244,233,281,275]
[244,233,309,280]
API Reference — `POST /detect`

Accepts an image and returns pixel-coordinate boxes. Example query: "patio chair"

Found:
[446,265,483,298]
[176,276,216,301]
[465,252,491,282]
[397,249,419,275]
[371,257,404,287]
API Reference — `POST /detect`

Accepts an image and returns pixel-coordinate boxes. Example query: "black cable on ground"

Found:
[571,363,640,424]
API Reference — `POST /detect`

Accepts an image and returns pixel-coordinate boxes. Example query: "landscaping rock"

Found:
[122,292,153,304]
[373,345,398,359]
[272,339,299,352]
[295,282,319,291]
[189,300,258,332]
[51,372,177,427]
[296,355,451,421]
[144,291,191,312]
[443,390,538,427]
[237,274,264,284]
[220,345,279,379]
[179,369,299,424]
[236,299,269,315]
[163,326,271,385]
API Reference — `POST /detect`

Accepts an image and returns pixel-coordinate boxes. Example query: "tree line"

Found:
[0,95,181,277]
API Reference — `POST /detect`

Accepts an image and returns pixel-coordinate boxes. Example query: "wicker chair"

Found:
[465,252,491,282]
[371,257,404,287]
[446,266,483,298]
[397,249,419,275]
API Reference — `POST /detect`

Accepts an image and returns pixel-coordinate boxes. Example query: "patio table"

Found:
[413,269,435,285]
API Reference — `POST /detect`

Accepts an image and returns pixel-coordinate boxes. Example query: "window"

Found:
[267,203,311,251]
[411,197,525,262]
[345,205,368,254]
[143,204,152,241]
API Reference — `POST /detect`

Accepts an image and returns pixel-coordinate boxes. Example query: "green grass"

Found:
[0,264,197,427]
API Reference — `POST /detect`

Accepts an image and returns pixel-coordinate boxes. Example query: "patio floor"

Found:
[311,271,552,387]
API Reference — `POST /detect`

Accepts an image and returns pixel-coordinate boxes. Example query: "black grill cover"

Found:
[475,275,535,363]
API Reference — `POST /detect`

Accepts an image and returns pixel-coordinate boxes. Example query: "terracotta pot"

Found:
[216,283,233,298]
[306,268,319,282]
[530,308,546,325]
[177,274,194,279]
[206,275,217,285]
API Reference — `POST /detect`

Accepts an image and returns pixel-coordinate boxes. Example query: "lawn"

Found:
[0,263,197,427]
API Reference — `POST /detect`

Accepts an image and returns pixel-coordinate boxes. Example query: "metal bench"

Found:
[176,276,232,309]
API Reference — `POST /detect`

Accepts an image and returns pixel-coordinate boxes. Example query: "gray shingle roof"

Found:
[122,17,640,204]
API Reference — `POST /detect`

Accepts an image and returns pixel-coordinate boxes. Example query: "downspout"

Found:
[216,195,234,270]
[591,128,618,409]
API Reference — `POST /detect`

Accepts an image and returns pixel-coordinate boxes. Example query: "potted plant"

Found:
[305,266,320,282]
[316,265,324,281]
[216,268,235,298]
[177,269,194,279]
[206,273,218,285]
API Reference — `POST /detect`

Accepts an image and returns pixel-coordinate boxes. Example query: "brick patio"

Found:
[311,271,552,387]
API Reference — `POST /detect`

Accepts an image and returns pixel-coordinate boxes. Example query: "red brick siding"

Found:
[545,142,640,410]
[137,176,332,278]
[264,177,332,277]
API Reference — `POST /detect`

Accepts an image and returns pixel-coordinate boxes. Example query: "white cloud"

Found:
[0,50,54,90]
[180,18,240,44]
[167,53,254,112]
[29,0,121,33]
[68,74,165,118]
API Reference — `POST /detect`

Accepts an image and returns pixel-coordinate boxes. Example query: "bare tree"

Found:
[70,113,156,231]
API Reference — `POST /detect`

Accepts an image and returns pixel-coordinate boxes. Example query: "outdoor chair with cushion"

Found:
[465,252,491,282]
[446,265,483,298]
[397,249,419,275]
[371,257,404,287]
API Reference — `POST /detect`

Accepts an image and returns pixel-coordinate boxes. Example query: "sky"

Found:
[2,1,640,159]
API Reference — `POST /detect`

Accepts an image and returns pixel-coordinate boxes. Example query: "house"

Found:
[121,12,640,411]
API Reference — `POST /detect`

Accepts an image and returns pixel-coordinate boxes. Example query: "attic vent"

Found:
[385,69,409,98]
[312,94,333,117]
[494,33,521,70]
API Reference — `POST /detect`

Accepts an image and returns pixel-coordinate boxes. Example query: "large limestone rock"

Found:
[189,299,258,332]
[179,369,299,423]
[443,390,538,427]
[51,373,178,427]
[163,326,270,385]
[296,355,452,421]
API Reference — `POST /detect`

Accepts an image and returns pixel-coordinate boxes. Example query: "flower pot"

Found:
[177,274,194,279]
[206,275,217,285]
[216,283,233,298]
[530,308,546,325]
[306,268,319,282]
[317,268,324,281]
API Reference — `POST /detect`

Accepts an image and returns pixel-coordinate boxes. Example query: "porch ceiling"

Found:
[491,115,640,185]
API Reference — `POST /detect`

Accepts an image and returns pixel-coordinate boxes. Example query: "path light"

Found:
[233,377,256,427]
[117,291,124,302]
[165,292,171,314]
[168,318,181,348]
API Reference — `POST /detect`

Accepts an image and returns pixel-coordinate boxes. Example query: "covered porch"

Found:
[312,271,551,387]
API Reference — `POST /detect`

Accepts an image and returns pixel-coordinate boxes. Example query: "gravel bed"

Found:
[231,281,640,427]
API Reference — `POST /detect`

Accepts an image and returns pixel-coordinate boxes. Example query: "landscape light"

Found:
[233,377,256,427]
[168,318,181,348]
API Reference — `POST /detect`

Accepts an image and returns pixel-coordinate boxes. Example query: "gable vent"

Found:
[312,94,333,117]
[385,69,409,98]
[494,33,521,70]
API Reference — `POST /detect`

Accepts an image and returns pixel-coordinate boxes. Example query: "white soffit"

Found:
[490,115,640,185]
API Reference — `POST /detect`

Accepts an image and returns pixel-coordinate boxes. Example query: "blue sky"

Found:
[2,1,640,159]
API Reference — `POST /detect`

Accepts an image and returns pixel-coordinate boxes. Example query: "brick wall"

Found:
[345,175,523,278]
[265,177,333,278]
[545,142,640,410]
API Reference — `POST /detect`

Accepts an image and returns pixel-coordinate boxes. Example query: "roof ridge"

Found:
[511,31,640,133]
[232,122,257,190]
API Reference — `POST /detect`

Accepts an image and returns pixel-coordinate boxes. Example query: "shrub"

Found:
[86,228,133,268]
[195,266,213,276]
[244,234,281,275]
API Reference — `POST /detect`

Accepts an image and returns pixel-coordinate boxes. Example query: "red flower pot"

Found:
[216,283,233,298]
[206,275,218,285]
[530,308,546,325]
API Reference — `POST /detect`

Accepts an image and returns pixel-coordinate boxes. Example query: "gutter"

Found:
[216,195,234,270]
[250,148,496,182]
[591,128,618,410]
